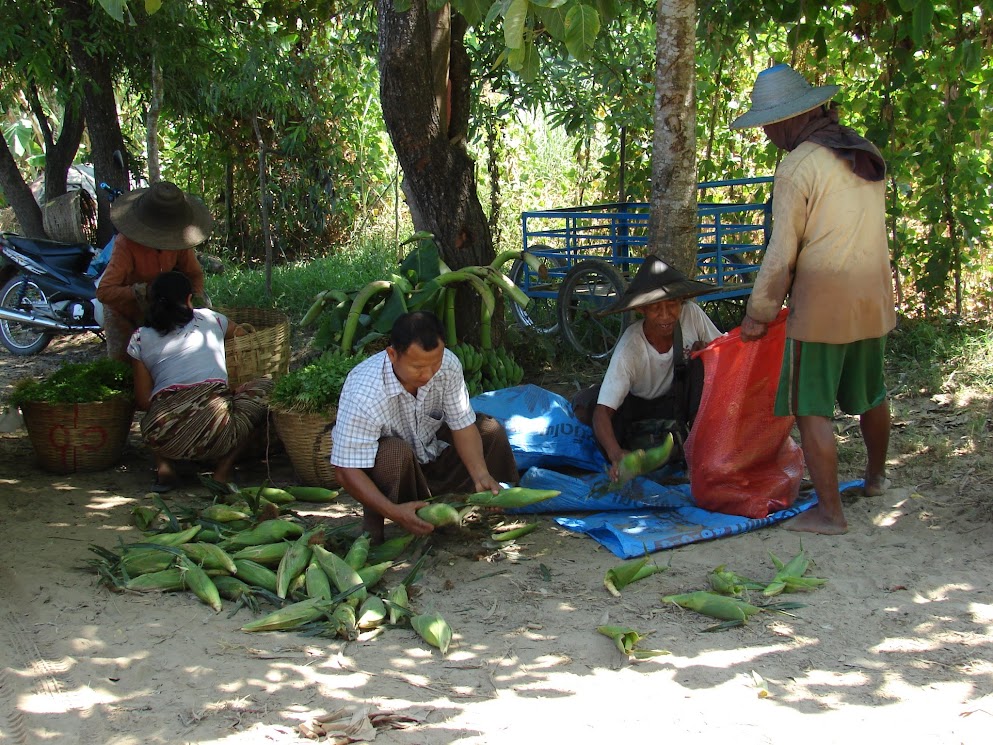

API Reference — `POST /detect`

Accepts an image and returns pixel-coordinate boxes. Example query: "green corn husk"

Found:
[411,611,453,655]
[142,525,202,547]
[343,533,370,570]
[241,597,330,632]
[304,561,333,601]
[608,434,674,490]
[385,584,411,625]
[466,487,561,509]
[356,561,393,590]
[597,624,670,658]
[275,533,314,599]
[707,564,764,597]
[416,503,461,527]
[284,486,339,503]
[221,519,304,549]
[120,546,177,576]
[331,603,359,640]
[491,522,539,542]
[125,568,185,592]
[365,534,415,565]
[663,590,763,623]
[177,555,223,612]
[179,542,237,574]
[604,557,667,597]
[200,504,253,523]
[311,545,367,603]
[231,541,291,567]
[131,506,161,531]
[233,559,279,593]
[356,595,388,630]
[238,486,297,505]
[763,548,827,597]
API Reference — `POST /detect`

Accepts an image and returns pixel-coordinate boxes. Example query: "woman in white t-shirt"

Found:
[127,271,273,492]
[572,256,722,481]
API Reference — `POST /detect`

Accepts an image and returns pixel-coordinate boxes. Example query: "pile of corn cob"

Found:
[89,491,456,653]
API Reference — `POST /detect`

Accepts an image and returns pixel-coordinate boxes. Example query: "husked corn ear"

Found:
[466,487,560,509]
[233,559,278,593]
[241,597,329,632]
[344,533,370,570]
[231,541,290,567]
[177,556,223,612]
[416,503,461,527]
[179,542,237,574]
[311,545,367,603]
[411,611,453,655]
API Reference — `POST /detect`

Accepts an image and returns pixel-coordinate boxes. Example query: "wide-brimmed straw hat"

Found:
[111,181,214,250]
[730,63,839,130]
[601,255,715,315]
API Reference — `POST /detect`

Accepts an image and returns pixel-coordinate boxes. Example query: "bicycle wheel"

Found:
[508,248,566,335]
[0,277,53,355]
[556,260,628,360]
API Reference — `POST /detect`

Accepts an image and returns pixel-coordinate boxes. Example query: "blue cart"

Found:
[510,177,774,358]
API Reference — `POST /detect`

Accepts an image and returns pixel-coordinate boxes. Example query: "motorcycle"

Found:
[0,183,122,356]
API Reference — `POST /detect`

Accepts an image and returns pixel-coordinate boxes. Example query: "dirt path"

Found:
[1,340,991,744]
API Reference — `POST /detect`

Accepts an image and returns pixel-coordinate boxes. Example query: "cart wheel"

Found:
[702,296,749,333]
[557,260,628,360]
[508,248,566,335]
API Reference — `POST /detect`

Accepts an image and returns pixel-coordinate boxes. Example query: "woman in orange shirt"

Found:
[97,181,212,360]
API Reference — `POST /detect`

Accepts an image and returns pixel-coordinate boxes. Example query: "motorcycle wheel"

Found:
[0,277,53,355]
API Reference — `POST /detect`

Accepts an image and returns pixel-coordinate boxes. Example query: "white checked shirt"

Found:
[330,348,476,468]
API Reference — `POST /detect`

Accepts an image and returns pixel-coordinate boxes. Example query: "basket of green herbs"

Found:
[270,350,366,487]
[8,358,135,474]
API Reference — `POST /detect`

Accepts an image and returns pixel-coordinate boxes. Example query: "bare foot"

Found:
[784,506,848,535]
[863,474,891,497]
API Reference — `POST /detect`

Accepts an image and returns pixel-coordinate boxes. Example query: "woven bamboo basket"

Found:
[272,408,338,488]
[42,190,95,244]
[217,307,291,390]
[21,396,135,474]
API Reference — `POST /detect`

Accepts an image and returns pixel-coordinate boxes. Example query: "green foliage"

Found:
[887,317,993,396]
[269,350,368,415]
[8,359,133,407]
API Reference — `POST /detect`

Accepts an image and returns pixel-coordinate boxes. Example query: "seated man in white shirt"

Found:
[572,255,722,482]
[331,311,518,543]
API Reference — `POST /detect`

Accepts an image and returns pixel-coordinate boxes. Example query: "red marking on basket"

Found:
[47,404,110,469]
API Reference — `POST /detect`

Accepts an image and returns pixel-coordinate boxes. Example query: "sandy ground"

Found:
[1,334,992,745]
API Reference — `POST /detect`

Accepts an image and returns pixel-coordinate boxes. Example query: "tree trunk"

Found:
[0,136,45,238]
[377,1,494,341]
[377,2,492,268]
[648,0,697,276]
[59,0,129,248]
[146,52,163,184]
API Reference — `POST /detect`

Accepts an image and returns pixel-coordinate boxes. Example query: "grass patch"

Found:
[887,316,993,397]
[204,238,397,321]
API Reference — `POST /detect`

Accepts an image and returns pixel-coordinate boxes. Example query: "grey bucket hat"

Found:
[601,255,715,315]
[730,63,839,130]
[111,181,214,250]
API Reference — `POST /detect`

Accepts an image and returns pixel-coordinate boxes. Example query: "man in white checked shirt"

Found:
[331,311,518,543]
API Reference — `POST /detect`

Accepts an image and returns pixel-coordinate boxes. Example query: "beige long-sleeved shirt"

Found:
[746,141,896,344]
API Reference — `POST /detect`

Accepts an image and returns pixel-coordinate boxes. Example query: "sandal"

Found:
[150,479,176,494]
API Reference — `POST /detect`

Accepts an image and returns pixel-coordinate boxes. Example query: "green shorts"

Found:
[775,336,888,418]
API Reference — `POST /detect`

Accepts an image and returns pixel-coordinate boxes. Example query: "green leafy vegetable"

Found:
[7,359,132,406]
[269,349,367,415]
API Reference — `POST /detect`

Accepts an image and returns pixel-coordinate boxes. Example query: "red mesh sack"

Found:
[684,308,804,518]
